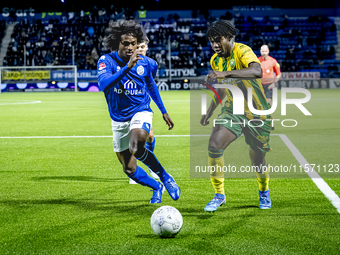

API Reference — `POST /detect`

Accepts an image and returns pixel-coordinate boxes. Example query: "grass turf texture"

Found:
[0,90,339,254]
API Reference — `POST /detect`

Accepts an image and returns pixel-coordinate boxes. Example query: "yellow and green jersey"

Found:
[210,42,271,120]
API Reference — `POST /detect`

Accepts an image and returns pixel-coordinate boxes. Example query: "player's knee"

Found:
[208,138,225,151]
[249,147,266,166]
[130,129,148,156]
[129,139,145,158]
[116,150,137,174]
[122,162,136,175]
[208,126,236,150]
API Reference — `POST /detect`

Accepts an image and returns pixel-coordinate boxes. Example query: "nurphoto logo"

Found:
[201,84,312,128]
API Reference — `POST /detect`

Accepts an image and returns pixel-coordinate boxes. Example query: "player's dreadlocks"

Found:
[104,19,144,51]
[206,20,239,41]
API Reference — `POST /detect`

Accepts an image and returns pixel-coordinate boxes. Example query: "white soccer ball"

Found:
[150,206,183,238]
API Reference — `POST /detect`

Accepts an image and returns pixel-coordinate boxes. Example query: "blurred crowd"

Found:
[1,7,339,77]
[0,20,6,43]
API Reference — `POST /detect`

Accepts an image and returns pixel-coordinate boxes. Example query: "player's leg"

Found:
[145,126,159,179]
[111,120,164,203]
[128,126,144,184]
[116,149,164,203]
[146,126,156,151]
[208,124,237,195]
[129,124,157,183]
[249,147,271,209]
[249,147,269,191]
[244,119,272,209]
[204,121,239,212]
[129,112,180,201]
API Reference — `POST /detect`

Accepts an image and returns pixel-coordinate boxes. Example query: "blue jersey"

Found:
[149,57,158,79]
[97,51,166,122]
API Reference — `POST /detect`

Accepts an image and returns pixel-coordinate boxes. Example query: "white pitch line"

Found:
[0,136,113,139]
[279,134,340,214]
[0,135,192,139]
[1,133,338,212]
[0,135,189,139]
[0,134,282,139]
[0,100,42,105]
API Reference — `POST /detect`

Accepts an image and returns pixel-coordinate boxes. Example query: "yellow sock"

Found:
[256,163,269,191]
[208,147,225,195]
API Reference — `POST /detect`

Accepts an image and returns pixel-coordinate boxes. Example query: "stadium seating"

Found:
[0,10,339,76]
[0,20,6,45]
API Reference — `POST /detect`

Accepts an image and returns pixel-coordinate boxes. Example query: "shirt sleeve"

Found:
[97,55,131,92]
[210,53,218,71]
[273,59,281,75]
[145,61,166,114]
[238,45,261,68]
[151,59,158,79]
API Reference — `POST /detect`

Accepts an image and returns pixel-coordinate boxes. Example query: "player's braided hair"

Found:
[104,19,144,51]
[206,20,239,41]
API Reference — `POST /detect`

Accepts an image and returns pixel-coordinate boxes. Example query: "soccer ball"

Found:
[150,206,183,238]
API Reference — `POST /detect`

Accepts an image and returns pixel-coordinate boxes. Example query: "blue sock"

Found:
[145,137,156,152]
[128,165,159,190]
[136,148,169,181]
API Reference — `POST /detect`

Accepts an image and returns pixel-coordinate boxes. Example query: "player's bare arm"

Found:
[200,88,227,126]
[163,113,174,130]
[207,62,262,84]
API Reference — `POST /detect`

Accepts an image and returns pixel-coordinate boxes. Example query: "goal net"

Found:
[0,65,78,93]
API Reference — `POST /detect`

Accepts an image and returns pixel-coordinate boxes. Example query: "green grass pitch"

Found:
[0,89,339,254]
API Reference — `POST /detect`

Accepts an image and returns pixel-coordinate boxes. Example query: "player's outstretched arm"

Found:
[147,83,173,130]
[146,82,167,113]
[145,60,173,130]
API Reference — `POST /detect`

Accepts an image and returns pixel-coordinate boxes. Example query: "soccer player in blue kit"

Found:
[129,34,160,184]
[97,19,180,203]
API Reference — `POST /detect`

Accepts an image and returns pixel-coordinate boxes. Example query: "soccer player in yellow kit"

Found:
[200,20,272,212]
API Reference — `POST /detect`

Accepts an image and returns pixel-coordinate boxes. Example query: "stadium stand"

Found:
[0,7,339,77]
[0,19,6,45]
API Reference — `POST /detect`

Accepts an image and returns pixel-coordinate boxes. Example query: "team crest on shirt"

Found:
[117,66,121,72]
[137,66,144,75]
[230,59,235,70]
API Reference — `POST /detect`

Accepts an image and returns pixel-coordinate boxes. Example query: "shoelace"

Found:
[209,197,223,204]
[165,179,176,189]
[259,194,269,202]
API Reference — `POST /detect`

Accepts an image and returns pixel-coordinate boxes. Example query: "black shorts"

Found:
[262,84,273,100]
